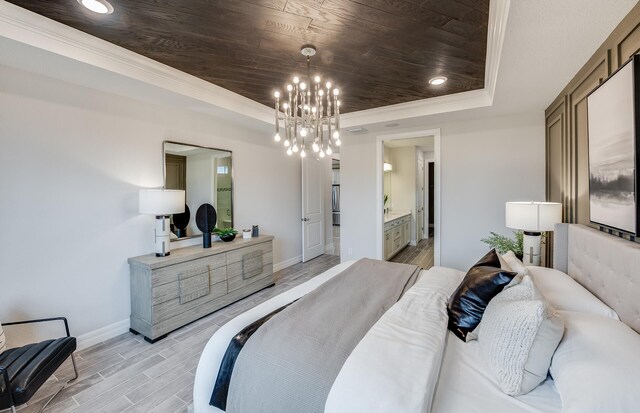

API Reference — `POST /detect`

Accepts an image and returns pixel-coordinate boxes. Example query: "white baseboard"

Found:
[76,318,130,350]
[75,255,302,350]
[324,243,335,254]
[274,255,301,272]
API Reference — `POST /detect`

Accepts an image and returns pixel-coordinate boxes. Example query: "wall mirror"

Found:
[164,141,233,241]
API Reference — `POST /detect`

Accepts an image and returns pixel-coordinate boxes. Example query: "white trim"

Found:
[434,131,442,266]
[274,255,301,272]
[484,0,511,101]
[75,254,301,349]
[76,318,129,350]
[341,0,510,128]
[0,1,272,125]
[376,129,442,266]
[0,0,510,128]
[342,89,491,129]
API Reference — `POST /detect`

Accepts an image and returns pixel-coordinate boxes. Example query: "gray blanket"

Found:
[226,258,420,413]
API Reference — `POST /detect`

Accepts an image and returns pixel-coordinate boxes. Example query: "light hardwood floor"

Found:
[390,238,434,270]
[13,254,340,413]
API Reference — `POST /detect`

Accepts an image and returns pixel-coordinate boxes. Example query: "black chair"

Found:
[0,318,78,413]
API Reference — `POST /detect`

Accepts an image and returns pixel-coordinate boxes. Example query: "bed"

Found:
[193,224,640,413]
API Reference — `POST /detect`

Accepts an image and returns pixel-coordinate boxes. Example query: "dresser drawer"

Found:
[153,280,228,323]
[151,253,226,288]
[227,242,274,292]
[152,265,227,306]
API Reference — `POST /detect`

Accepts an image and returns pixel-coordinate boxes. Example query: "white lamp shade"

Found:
[505,201,562,232]
[383,162,393,172]
[139,189,185,215]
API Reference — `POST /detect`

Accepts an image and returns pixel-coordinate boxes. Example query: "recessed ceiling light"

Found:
[429,76,447,86]
[77,0,114,14]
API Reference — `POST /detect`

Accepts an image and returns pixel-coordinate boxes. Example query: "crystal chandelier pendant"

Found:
[272,45,342,159]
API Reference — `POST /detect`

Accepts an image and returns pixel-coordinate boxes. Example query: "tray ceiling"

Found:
[7,0,489,113]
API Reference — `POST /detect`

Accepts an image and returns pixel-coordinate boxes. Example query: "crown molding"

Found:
[340,88,492,128]
[0,0,273,125]
[0,0,509,127]
[340,0,510,128]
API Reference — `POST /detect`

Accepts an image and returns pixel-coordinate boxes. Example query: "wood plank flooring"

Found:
[390,238,434,270]
[12,254,340,413]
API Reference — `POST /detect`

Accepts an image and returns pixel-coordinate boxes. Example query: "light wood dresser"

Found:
[128,235,274,342]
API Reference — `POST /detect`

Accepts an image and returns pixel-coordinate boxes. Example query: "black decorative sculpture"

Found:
[196,204,217,248]
[172,204,191,238]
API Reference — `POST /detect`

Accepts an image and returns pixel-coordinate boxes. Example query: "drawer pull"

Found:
[242,250,263,279]
[178,270,210,304]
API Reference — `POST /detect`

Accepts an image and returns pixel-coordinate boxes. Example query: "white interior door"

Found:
[302,158,324,262]
[417,159,425,243]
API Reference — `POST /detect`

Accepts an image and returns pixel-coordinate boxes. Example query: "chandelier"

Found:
[273,45,341,158]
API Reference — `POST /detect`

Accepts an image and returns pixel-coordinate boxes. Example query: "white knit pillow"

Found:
[0,323,6,355]
[478,276,564,395]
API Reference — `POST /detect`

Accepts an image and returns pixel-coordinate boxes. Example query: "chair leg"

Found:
[37,353,79,413]
[70,353,79,382]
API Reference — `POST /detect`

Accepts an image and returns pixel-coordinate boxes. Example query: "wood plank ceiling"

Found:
[7,0,489,113]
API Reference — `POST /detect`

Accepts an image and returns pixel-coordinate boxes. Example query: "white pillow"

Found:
[527,266,619,320]
[550,311,640,413]
[478,276,564,395]
[497,253,512,271]
[0,323,5,354]
[502,251,529,277]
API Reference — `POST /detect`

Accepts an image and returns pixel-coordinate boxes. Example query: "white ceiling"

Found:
[347,0,638,134]
[0,0,638,137]
[492,0,638,113]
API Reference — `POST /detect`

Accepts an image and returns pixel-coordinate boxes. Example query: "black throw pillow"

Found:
[447,249,517,341]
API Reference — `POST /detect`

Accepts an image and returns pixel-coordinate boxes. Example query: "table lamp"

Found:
[139,189,185,257]
[505,201,562,266]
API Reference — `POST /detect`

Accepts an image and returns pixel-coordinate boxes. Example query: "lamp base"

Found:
[522,231,542,266]
[155,215,171,257]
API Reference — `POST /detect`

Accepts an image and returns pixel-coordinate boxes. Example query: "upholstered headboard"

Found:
[554,223,640,333]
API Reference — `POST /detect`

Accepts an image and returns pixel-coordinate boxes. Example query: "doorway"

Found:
[376,129,441,267]
[428,161,435,238]
[381,137,435,268]
[301,157,325,262]
[331,158,340,256]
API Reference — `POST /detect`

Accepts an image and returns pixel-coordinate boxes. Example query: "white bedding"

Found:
[325,267,463,413]
[194,262,563,413]
[432,331,561,413]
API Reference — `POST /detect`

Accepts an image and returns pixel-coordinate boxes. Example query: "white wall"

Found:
[415,149,424,243]
[0,65,302,347]
[341,112,545,270]
[388,146,416,243]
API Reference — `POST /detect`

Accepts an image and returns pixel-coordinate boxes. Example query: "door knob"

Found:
[302,218,310,222]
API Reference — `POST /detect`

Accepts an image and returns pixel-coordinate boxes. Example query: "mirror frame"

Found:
[163,140,234,241]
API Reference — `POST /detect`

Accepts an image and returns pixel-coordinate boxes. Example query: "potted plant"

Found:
[214,227,239,242]
[384,194,389,214]
[480,231,526,259]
